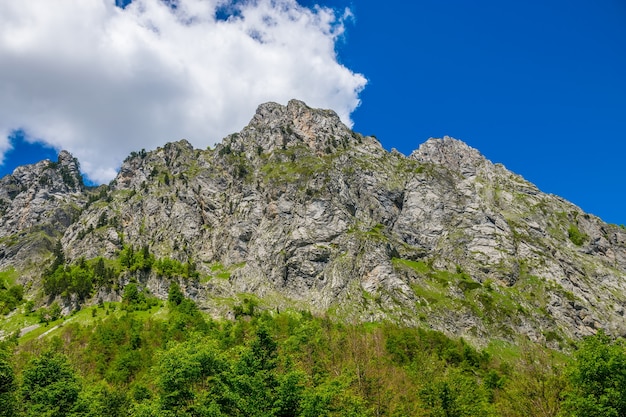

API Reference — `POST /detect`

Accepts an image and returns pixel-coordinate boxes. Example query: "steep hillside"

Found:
[1,99,625,347]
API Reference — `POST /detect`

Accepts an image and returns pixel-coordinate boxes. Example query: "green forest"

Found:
[1,281,626,417]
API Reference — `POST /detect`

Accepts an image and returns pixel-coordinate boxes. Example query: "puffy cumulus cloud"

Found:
[0,133,10,166]
[0,0,366,183]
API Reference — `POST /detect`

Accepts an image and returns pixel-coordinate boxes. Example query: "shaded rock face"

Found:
[2,99,626,347]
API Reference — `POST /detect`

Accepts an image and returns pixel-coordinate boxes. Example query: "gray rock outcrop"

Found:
[2,100,625,347]
[0,151,85,274]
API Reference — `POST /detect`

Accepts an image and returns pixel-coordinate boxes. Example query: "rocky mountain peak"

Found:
[251,99,345,136]
[1,149,83,197]
[112,139,197,191]
[219,99,376,158]
[0,150,85,271]
[410,136,488,178]
[57,149,80,170]
[2,100,626,348]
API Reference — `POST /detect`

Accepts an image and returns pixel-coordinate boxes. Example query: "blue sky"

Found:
[1,0,625,225]
[324,0,626,225]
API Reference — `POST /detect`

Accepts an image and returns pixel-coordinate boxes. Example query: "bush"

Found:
[562,331,626,416]
[568,225,587,246]
[121,283,159,312]
[21,351,80,417]
[0,283,24,315]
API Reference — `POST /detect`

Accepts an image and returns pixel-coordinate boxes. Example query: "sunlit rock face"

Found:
[3,99,626,347]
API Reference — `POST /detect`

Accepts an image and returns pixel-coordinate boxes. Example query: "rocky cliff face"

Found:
[0,151,85,275]
[2,99,626,347]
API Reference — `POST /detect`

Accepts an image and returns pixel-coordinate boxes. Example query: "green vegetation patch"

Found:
[391,258,431,274]
[42,242,205,303]
[203,261,246,282]
[122,283,161,312]
[365,223,388,241]
[261,145,330,184]
[0,268,24,315]
[568,224,588,246]
[5,292,618,417]
[392,258,534,334]
[0,303,39,339]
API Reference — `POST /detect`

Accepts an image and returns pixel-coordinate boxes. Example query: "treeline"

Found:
[2,287,626,416]
[42,242,199,300]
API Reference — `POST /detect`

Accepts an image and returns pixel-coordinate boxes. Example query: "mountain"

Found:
[1,99,625,347]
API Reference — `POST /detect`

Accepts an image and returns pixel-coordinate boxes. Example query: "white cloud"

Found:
[0,131,10,165]
[0,0,366,183]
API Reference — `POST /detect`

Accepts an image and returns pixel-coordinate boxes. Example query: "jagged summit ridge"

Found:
[220,99,381,158]
[0,150,83,234]
[410,136,488,177]
[2,100,626,347]
[0,150,85,271]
